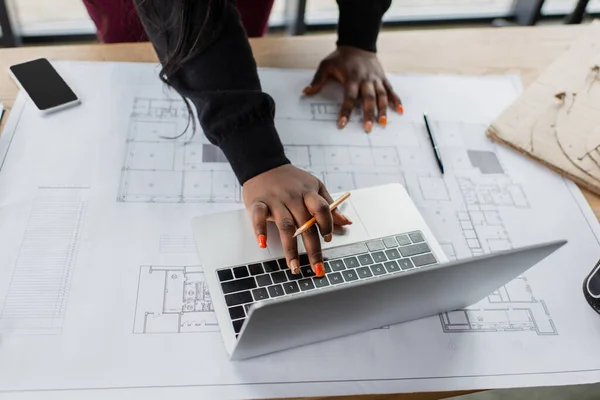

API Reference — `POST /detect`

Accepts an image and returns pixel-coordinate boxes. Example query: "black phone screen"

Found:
[10,58,78,111]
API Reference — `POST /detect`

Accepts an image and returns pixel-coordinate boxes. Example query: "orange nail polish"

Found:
[258,235,266,248]
[379,116,387,126]
[314,263,325,277]
[397,104,404,114]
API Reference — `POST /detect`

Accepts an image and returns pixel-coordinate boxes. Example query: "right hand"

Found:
[242,165,352,277]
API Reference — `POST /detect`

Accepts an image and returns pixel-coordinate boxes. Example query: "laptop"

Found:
[190,183,566,360]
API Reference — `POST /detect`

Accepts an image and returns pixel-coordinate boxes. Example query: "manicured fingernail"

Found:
[302,85,311,94]
[343,214,353,224]
[324,233,332,242]
[290,259,301,274]
[365,121,373,133]
[338,116,347,129]
[314,263,325,277]
[257,234,266,248]
[397,104,404,114]
[379,116,387,126]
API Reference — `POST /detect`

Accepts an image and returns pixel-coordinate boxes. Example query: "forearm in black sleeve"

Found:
[336,0,392,53]
[133,0,290,185]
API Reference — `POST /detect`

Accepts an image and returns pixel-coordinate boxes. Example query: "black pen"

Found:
[423,112,444,174]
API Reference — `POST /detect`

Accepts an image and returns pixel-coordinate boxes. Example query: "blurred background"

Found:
[1,0,600,47]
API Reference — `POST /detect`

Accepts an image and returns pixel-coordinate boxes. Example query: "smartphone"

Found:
[9,58,80,113]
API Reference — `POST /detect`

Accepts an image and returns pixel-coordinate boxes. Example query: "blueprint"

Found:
[0,61,599,399]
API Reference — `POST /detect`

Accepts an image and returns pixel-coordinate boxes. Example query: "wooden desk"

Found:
[0,24,595,400]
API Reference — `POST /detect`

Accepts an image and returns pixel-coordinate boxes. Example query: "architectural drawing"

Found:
[133,266,219,334]
[120,98,555,337]
[440,276,557,335]
[0,187,88,335]
[159,236,197,254]
[118,98,404,203]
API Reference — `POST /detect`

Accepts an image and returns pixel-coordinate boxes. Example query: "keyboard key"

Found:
[232,319,245,333]
[323,242,368,260]
[313,276,330,288]
[384,261,401,273]
[330,260,345,271]
[252,288,269,301]
[383,237,398,248]
[366,240,385,252]
[277,258,287,270]
[256,274,273,287]
[412,253,437,267]
[385,248,401,259]
[228,306,245,320]
[397,258,415,270]
[232,319,244,333]
[399,243,430,257]
[299,278,315,291]
[370,264,386,276]
[217,269,234,282]
[343,257,360,269]
[358,254,374,266]
[283,281,300,294]
[324,262,332,273]
[221,277,257,294]
[396,234,411,246]
[267,284,285,297]
[225,291,253,306]
[248,263,264,275]
[286,269,303,281]
[271,271,287,284]
[263,260,280,272]
[342,269,359,282]
[409,232,425,243]
[301,266,316,278]
[299,254,310,266]
[328,272,344,284]
[357,266,373,278]
[233,266,249,278]
[372,251,387,263]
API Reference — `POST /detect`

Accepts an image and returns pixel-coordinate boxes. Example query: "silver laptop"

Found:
[190,183,566,360]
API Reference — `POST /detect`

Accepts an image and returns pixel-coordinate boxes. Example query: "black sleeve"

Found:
[336,0,392,53]
[133,0,290,185]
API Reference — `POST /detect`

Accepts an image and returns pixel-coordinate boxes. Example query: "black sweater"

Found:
[134,0,391,185]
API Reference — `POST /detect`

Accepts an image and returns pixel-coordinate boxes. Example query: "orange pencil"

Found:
[292,192,351,238]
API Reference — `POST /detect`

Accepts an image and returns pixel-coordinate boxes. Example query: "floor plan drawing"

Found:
[118,97,404,203]
[440,276,557,335]
[132,266,219,334]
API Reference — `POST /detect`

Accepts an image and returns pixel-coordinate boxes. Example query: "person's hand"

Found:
[302,45,403,133]
[242,164,352,277]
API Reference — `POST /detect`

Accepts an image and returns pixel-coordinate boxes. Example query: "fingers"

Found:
[318,182,353,227]
[375,80,388,127]
[271,204,301,275]
[251,201,269,248]
[360,81,376,133]
[289,198,326,278]
[303,191,334,242]
[383,78,403,115]
[303,62,330,95]
[338,81,358,129]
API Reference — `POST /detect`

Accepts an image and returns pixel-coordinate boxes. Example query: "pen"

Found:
[423,112,444,174]
[293,192,351,238]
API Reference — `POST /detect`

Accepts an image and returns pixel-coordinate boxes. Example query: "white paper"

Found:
[0,61,599,399]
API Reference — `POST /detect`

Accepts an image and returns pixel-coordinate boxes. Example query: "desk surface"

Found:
[0,24,596,400]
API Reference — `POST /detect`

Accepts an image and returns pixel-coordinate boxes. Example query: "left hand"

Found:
[302,45,403,133]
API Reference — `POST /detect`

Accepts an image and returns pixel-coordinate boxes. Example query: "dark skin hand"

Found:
[242,164,352,277]
[302,45,403,132]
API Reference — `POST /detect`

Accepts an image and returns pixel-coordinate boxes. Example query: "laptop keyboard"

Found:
[216,230,438,338]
